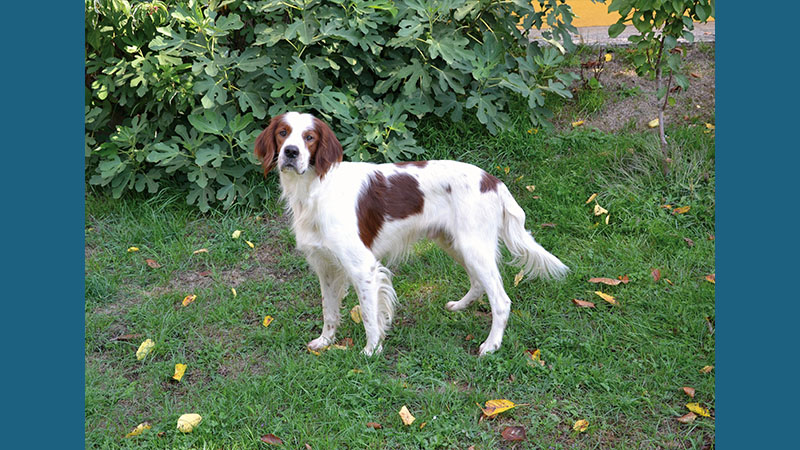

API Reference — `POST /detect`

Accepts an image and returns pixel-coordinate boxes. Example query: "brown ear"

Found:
[312,117,343,179]
[254,114,283,176]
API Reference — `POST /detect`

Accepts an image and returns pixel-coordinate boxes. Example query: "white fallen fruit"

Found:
[176,413,202,433]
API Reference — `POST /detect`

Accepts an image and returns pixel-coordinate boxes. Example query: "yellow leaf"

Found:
[176,413,202,433]
[307,347,322,356]
[232,230,242,239]
[419,422,427,429]
[585,193,598,204]
[350,305,362,323]
[246,240,255,249]
[515,175,523,182]
[672,205,691,215]
[504,166,510,175]
[479,399,519,418]
[181,294,197,307]
[525,185,536,192]
[513,269,524,287]
[605,214,610,225]
[572,120,584,127]
[350,369,363,374]
[127,247,140,252]
[594,291,617,305]
[593,204,608,216]
[192,248,208,254]
[525,349,545,367]
[686,403,711,417]
[700,365,714,373]
[573,419,589,432]
[648,118,659,128]
[231,288,237,297]
[172,363,187,382]
[604,53,613,62]
[705,123,715,130]
[136,339,155,360]
[262,316,274,328]
[399,406,416,425]
[124,422,151,438]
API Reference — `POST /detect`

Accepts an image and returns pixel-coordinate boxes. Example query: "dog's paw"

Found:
[445,300,467,312]
[360,343,383,356]
[307,336,332,351]
[478,340,501,356]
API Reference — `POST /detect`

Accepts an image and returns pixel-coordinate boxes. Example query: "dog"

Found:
[254,111,569,356]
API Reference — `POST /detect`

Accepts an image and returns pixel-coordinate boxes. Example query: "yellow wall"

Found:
[554,0,714,27]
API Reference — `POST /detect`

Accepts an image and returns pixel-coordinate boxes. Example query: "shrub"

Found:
[86,0,579,211]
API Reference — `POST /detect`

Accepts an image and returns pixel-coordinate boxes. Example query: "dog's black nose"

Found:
[284,145,299,159]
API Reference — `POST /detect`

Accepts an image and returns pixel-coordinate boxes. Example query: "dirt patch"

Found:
[556,43,715,132]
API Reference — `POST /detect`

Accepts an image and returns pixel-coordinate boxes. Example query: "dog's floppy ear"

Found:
[254,115,283,176]
[312,117,343,179]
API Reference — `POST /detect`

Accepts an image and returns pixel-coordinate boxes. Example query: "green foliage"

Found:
[85,0,580,211]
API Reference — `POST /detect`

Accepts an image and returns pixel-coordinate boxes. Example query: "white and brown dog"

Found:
[255,112,568,356]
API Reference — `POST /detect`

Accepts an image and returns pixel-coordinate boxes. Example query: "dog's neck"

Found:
[278,167,321,217]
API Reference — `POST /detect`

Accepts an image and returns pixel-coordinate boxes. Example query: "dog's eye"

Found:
[279,130,287,137]
[305,135,314,142]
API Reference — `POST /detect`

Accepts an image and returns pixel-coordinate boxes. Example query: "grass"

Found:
[85,106,715,448]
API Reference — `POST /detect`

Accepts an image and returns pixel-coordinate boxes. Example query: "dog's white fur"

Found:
[255,112,569,356]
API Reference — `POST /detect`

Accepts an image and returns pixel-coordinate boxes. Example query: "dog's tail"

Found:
[375,265,397,338]
[498,185,569,280]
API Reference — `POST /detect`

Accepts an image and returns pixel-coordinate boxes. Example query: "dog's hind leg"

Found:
[431,233,484,311]
[306,252,349,351]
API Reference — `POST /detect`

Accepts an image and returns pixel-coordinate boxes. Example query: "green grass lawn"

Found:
[85,111,715,449]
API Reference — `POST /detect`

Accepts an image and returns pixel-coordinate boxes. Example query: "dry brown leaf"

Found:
[617,275,630,284]
[683,237,695,247]
[261,434,284,445]
[198,270,212,276]
[651,268,661,282]
[465,334,474,341]
[145,259,161,268]
[399,405,415,425]
[705,274,715,284]
[111,333,143,342]
[501,426,527,441]
[676,412,697,423]
[366,422,382,429]
[690,72,702,78]
[572,299,596,308]
[540,223,556,228]
[337,337,354,348]
[682,386,696,398]
[594,291,617,305]
[588,277,621,286]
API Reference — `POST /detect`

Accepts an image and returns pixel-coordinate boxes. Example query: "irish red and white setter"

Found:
[255,112,568,356]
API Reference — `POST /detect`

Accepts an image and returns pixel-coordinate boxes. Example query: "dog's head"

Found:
[254,112,343,179]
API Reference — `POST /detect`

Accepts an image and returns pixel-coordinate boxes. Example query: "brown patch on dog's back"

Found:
[357,172,425,248]
[394,161,428,169]
[480,171,501,193]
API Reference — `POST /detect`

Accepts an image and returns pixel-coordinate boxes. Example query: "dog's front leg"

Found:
[306,254,348,351]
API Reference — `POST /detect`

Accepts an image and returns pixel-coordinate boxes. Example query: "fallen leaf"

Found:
[593,204,608,216]
[572,299,596,308]
[700,365,714,374]
[261,433,284,445]
[683,237,695,247]
[399,406,416,425]
[124,422,151,438]
[572,120,585,127]
[307,348,322,356]
[127,247,140,252]
[676,412,697,423]
[419,422,427,429]
[338,338,354,347]
[705,123,715,130]
[504,166,510,175]
[514,269,524,287]
[232,230,242,239]
[660,204,673,210]
[198,270,212,277]
[664,278,674,285]
[231,288,237,297]
[350,305,362,323]
[192,248,208,254]
[588,277,622,286]
[172,363,187,382]
[145,259,161,268]
[573,419,589,432]
[604,53,613,62]
[672,205,691,215]
[502,426,527,441]
[176,413,202,433]
[540,223,556,228]
[585,193,598,204]
[594,291,617,305]
[648,118,659,128]
[479,399,523,418]
[245,240,255,249]
[651,268,661,282]
[708,234,715,241]
[181,294,197,307]
[705,274,715,284]
[305,444,312,450]
[465,334,474,341]
[262,316,274,328]
[136,339,155,360]
[617,275,630,284]
[366,422,382,429]
[525,185,536,192]
[111,333,142,342]
[682,386,696,398]
[686,403,711,417]
[690,72,701,78]
[525,349,545,367]
[605,214,610,225]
